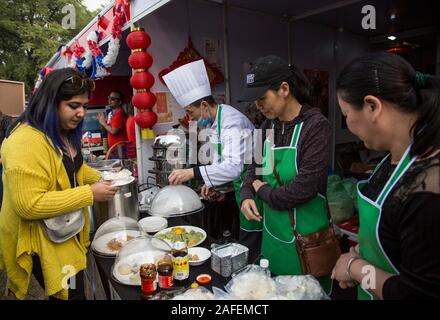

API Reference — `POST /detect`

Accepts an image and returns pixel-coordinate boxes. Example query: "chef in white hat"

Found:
[163,60,261,259]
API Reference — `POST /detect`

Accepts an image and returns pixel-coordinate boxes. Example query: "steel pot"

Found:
[92,179,139,230]
[90,160,139,230]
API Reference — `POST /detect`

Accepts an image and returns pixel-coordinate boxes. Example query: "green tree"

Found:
[0,0,97,97]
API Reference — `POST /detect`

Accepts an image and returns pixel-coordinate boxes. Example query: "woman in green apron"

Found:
[331,52,440,299]
[239,56,333,294]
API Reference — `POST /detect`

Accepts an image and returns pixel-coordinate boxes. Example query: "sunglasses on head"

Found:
[64,75,95,91]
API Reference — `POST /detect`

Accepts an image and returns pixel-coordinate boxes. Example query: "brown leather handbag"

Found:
[272,162,341,278]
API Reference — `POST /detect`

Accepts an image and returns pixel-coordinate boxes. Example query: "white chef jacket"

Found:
[198,104,255,187]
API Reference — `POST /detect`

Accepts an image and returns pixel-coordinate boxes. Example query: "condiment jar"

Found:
[140,263,157,299]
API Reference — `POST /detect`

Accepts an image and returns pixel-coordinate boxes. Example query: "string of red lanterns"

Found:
[126,27,157,140]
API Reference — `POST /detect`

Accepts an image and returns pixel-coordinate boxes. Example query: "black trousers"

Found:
[31,254,85,300]
[239,229,262,264]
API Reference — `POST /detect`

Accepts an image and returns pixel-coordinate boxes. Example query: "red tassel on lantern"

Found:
[132,91,157,110]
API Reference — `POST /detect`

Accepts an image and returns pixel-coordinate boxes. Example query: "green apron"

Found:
[260,121,331,293]
[356,145,415,300]
[212,105,262,232]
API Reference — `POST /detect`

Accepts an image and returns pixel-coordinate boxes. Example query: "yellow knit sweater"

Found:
[0,125,101,300]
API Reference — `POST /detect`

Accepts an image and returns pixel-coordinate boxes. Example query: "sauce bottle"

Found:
[171,241,189,287]
[157,255,174,290]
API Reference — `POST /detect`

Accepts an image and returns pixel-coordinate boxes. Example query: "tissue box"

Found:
[211,243,249,277]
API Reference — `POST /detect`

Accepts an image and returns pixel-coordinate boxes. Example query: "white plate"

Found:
[112,250,165,286]
[111,176,135,187]
[138,216,168,233]
[188,247,211,266]
[152,226,207,251]
[92,230,142,257]
[101,169,131,180]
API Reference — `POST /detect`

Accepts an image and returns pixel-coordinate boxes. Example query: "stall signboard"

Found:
[153,92,174,124]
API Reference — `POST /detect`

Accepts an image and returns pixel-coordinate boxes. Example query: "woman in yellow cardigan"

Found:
[0,68,118,300]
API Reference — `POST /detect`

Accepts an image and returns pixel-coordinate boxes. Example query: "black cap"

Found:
[238,55,292,102]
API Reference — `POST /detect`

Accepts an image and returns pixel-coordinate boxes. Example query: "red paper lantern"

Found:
[128,51,153,70]
[132,91,157,110]
[128,27,157,140]
[126,29,151,50]
[130,71,155,89]
[135,111,157,129]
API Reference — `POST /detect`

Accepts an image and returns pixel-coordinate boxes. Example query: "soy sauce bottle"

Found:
[171,241,189,287]
[157,255,174,290]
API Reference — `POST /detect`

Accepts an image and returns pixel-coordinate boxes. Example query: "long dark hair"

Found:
[271,63,311,105]
[337,52,440,157]
[7,68,93,155]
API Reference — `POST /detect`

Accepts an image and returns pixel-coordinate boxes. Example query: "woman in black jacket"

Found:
[331,52,440,300]
[239,56,333,293]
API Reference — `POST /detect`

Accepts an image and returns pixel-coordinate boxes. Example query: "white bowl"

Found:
[188,247,211,266]
[138,216,168,234]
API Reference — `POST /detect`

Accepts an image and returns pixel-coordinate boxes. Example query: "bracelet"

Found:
[346,257,360,280]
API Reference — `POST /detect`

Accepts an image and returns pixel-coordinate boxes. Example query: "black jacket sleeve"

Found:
[257,118,331,211]
[382,192,440,299]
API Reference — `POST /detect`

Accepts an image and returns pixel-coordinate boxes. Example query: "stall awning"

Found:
[46,0,172,68]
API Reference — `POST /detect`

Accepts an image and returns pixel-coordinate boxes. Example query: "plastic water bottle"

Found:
[260,258,271,277]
